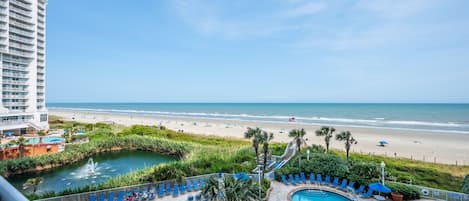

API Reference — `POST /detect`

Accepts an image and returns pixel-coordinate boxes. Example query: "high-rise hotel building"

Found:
[0,0,48,134]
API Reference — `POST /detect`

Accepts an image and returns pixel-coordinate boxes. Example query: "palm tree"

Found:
[289,128,306,152]
[335,131,358,161]
[260,131,274,180]
[12,136,27,158]
[23,177,43,193]
[315,126,336,153]
[202,176,259,201]
[244,127,262,163]
[38,130,47,144]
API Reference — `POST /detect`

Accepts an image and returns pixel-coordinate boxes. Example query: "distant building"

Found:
[0,0,48,135]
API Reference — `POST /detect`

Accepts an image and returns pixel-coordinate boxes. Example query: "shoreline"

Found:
[50,109,469,165]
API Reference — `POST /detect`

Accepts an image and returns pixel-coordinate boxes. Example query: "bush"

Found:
[348,161,380,185]
[388,183,421,200]
[462,175,469,194]
[276,153,349,180]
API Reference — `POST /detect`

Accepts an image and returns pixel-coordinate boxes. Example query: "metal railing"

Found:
[389,182,469,201]
[0,176,29,201]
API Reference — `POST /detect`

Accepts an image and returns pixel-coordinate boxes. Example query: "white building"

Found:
[0,0,48,135]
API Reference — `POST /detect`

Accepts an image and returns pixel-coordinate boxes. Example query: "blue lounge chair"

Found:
[355,185,365,194]
[288,174,297,185]
[309,173,316,184]
[317,174,323,185]
[116,191,124,201]
[158,184,165,197]
[188,195,194,201]
[348,181,355,190]
[173,183,180,197]
[325,175,331,185]
[339,179,348,190]
[98,193,105,201]
[332,177,339,187]
[166,182,172,196]
[181,183,186,194]
[187,180,193,191]
[107,192,114,201]
[193,179,200,190]
[361,188,374,198]
[195,194,202,201]
[300,173,307,184]
[90,194,96,201]
[199,178,206,188]
[281,175,289,185]
[294,174,301,184]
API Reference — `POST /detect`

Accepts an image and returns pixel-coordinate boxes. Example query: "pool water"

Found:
[291,189,352,201]
[27,137,64,144]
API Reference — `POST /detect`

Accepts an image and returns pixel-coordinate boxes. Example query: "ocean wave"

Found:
[48,107,469,130]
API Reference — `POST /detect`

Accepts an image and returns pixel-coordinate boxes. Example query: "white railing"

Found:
[2,63,29,71]
[9,34,35,44]
[9,42,34,50]
[9,11,33,24]
[2,87,27,92]
[2,95,27,99]
[9,27,34,37]
[3,102,27,106]
[2,80,27,85]
[2,72,28,78]
[10,0,32,9]
[9,20,34,31]
[388,182,469,201]
[9,48,33,57]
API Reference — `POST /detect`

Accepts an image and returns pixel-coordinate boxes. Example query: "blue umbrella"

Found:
[5,131,14,137]
[379,141,389,146]
[369,183,391,193]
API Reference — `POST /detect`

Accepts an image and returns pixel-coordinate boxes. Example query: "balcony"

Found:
[9,48,33,57]
[2,87,27,92]
[37,81,45,87]
[10,20,34,31]
[2,63,28,71]
[3,57,31,65]
[2,72,28,78]
[3,102,28,107]
[10,0,32,11]
[9,42,33,51]
[2,95,27,99]
[9,12,33,24]
[2,80,28,85]
[9,34,34,45]
[9,27,34,37]
[9,5,32,17]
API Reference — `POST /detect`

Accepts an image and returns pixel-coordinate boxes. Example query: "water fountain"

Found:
[87,158,98,175]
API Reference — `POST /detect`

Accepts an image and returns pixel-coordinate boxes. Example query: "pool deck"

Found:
[268,181,436,201]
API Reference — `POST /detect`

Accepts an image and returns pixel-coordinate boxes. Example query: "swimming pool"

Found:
[27,137,64,144]
[291,189,352,201]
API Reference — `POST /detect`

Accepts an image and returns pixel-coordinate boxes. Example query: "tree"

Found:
[315,126,335,153]
[202,176,260,201]
[12,136,27,158]
[38,130,47,144]
[23,177,43,193]
[244,127,263,163]
[335,131,357,161]
[288,128,306,152]
[260,131,274,180]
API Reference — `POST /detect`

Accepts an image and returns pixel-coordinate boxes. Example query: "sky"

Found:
[46,0,469,103]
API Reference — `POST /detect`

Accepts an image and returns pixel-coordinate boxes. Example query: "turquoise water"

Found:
[291,190,352,201]
[27,137,64,144]
[7,150,176,193]
[47,103,469,133]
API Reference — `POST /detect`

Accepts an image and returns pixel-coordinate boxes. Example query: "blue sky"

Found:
[46,0,469,103]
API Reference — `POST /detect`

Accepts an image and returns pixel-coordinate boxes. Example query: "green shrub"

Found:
[462,175,469,194]
[388,183,421,200]
[348,161,380,185]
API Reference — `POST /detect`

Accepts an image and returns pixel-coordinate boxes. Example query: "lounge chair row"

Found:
[89,189,154,201]
[89,177,208,201]
[280,173,374,198]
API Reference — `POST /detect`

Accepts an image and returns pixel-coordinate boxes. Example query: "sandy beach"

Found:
[50,109,469,165]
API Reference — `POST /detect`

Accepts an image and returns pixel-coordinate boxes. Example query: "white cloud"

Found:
[282,2,327,18]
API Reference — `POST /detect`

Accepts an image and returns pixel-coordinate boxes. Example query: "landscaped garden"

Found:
[1,118,468,200]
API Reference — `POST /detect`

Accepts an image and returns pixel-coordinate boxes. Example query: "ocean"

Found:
[47,103,469,134]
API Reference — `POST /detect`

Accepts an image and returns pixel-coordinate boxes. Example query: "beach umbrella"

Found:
[369,183,391,193]
[379,141,388,146]
[5,131,13,137]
